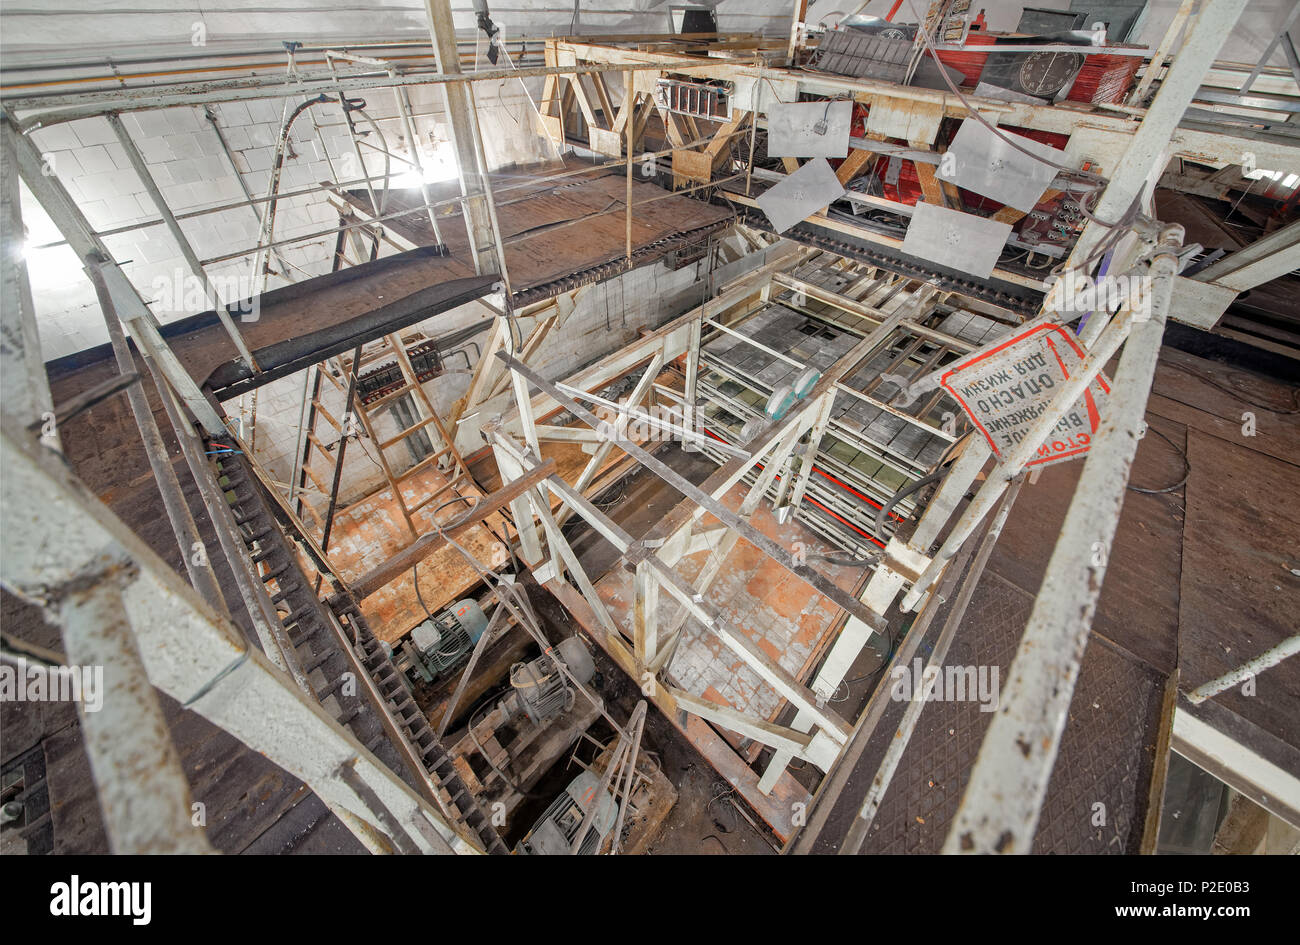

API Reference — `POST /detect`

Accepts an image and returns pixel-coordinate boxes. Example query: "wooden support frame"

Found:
[486,430,853,770]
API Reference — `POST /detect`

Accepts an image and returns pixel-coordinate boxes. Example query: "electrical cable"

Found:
[807,550,882,568]
[874,466,945,537]
[903,0,1107,189]
[1126,422,1191,495]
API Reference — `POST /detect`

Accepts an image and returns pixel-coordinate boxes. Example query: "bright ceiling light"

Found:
[392,141,459,188]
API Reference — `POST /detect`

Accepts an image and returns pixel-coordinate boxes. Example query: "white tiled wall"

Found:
[245,242,767,516]
[21,78,545,361]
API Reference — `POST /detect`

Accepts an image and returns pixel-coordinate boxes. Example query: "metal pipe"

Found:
[570,711,633,855]
[609,700,648,855]
[107,112,260,373]
[1186,634,1300,705]
[17,57,726,127]
[625,69,634,262]
[51,579,213,854]
[393,82,446,246]
[204,105,295,277]
[84,256,227,613]
[318,344,364,555]
[252,93,333,294]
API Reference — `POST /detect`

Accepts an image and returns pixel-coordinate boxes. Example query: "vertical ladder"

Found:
[342,331,477,539]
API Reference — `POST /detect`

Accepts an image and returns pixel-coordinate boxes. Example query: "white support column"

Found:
[1195,220,1300,293]
[670,688,839,770]
[634,558,659,666]
[683,315,702,451]
[554,350,663,527]
[51,579,213,854]
[1,419,474,855]
[487,427,544,566]
[943,227,1183,855]
[422,0,503,278]
[1070,0,1248,264]
[527,484,619,634]
[0,118,56,444]
[782,389,836,515]
[7,115,225,433]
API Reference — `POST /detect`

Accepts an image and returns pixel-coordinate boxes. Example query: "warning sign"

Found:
[940,323,1110,469]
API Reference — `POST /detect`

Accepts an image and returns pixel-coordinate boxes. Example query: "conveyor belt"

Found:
[214,446,508,855]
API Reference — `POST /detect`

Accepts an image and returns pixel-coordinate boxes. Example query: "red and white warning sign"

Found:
[940,323,1110,469]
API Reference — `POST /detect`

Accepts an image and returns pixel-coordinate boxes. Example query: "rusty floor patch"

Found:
[595,481,859,733]
[315,465,510,644]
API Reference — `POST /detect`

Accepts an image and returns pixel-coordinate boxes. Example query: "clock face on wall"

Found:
[1018,51,1085,97]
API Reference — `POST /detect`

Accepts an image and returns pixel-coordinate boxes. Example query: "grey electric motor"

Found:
[500,635,595,725]
[516,769,617,855]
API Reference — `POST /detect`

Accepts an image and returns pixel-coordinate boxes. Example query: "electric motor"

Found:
[502,635,595,725]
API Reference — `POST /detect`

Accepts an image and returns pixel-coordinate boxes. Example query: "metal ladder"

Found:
[332,597,510,855]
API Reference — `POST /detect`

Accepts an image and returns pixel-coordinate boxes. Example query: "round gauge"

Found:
[1018,51,1084,97]
[881,27,908,40]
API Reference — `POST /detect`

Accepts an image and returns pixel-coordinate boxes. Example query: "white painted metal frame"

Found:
[0,419,477,855]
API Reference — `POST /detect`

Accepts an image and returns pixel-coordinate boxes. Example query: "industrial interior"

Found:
[1,0,1298,858]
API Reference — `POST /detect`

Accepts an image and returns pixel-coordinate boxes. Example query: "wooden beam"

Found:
[488,313,557,399]
[915,160,944,205]
[449,313,506,427]
[703,109,751,160]
[567,73,600,129]
[835,147,874,185]
[350,458,556,599]
[992,188,1060,225]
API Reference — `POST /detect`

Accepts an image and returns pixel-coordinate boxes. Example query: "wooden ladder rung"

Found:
[301,463,330,496]
[394,447,452,483]
[394,452,439,484]
[312,400,342,432]
[306,430,332,455]
[319,367,346,392]
[366,383,415,411]
[379,415,438,450]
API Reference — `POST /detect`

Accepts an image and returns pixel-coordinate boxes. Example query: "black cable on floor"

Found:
[1163,360,1300,415]
[1127,423,1192,495]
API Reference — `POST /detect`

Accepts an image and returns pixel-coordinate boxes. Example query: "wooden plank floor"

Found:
[798,344,1300,852]
[315,464,510,645]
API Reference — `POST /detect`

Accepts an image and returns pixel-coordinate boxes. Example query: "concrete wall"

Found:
[247,237,756,515]
[18,76,547,360]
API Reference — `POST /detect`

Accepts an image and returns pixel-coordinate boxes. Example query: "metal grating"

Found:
[860,572,1032,853]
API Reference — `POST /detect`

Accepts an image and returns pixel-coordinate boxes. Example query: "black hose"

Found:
[874,467,945,538]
